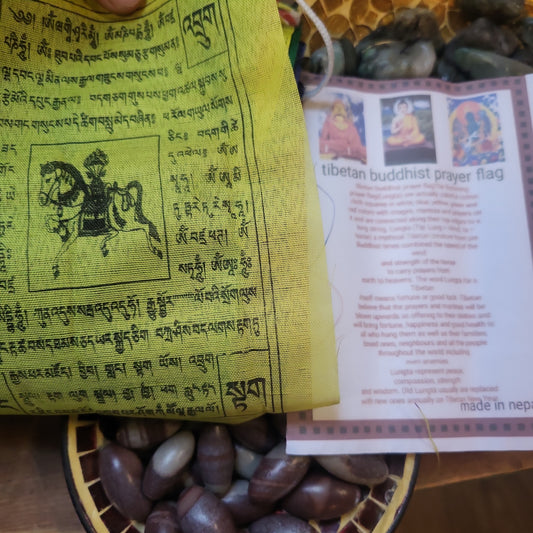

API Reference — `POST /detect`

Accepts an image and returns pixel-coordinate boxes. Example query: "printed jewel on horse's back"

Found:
[39,148,162,278]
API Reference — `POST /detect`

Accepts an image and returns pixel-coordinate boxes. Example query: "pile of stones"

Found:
[306,0,533,80]
[97,415,395,533]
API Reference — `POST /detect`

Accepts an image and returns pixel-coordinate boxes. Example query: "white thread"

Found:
[294,0,334,99]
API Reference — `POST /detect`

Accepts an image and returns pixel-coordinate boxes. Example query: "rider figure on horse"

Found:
[80,149,111,236]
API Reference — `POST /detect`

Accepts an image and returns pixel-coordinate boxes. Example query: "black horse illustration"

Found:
[39,149,162,278]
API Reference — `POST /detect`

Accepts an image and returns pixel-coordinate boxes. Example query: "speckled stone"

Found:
[357,40,436,79]
[315,454,389,486]
[197,424,234,496]
[453,46,533,78]
[457,0,525,22]
[98,442,153,522]
[177,485,237,533]
[281,470,362,521]
[248,442,311,504]
[248,514,315,533]
[142,430,195,500]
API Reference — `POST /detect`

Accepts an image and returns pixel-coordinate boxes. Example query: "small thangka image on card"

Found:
[381,95,436,166]
[318,94,367,164]
[448,94,505,167]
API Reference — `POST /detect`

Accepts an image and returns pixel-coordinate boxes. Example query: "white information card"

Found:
[287,73,533,454]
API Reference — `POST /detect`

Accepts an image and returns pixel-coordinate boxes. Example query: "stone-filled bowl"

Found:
[63,414,418,533]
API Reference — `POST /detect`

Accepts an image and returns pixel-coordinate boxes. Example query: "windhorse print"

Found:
[37,147,163,280]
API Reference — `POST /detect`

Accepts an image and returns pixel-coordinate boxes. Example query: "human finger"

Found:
[95,0,144,15]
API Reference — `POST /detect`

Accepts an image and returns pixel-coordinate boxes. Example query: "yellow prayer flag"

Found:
[0,0,338,421]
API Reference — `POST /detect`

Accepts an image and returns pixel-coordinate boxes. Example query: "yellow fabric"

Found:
[281,22,295,50]
[0,0,338,421]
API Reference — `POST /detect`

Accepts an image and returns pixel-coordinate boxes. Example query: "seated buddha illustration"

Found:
[386,98,426,147]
